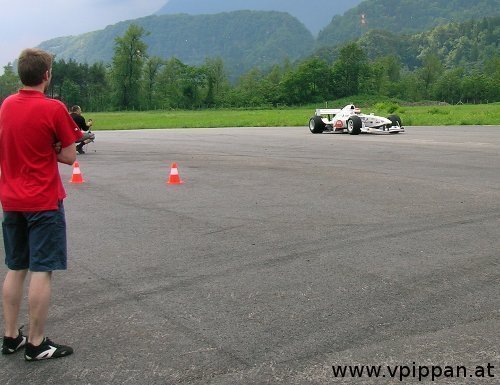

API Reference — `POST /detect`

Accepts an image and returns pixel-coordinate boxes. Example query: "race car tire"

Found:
[347,116,362,135]
[387,115,402,128]
[309,116,325,134]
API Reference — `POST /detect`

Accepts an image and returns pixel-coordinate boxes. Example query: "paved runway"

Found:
[1,126,499,384]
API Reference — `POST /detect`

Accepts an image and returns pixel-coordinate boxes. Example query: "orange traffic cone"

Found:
[69,161,85,184]
[167,162,184,185]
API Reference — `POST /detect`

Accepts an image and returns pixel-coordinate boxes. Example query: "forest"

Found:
[36,11,315,80]
[0,16,498,111]
[317,0,500,46]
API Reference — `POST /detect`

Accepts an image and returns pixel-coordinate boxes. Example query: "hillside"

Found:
[311,15,500,75]
[156,0,363,35]
[356,16,500,70]
[317,0,500,47]
[38,11,314,79]
[35,0,499,81]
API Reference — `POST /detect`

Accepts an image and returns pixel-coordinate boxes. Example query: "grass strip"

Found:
[86,104,500,131]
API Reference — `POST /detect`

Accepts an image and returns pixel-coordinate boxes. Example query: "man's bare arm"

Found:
[57,143,77,165]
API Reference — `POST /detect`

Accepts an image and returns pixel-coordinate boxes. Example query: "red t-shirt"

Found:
[0,89,83,211]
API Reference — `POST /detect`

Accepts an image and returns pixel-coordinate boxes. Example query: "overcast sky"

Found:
[0,0,166,72]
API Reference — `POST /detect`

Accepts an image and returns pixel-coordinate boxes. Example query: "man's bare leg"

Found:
[27,271,52,346]
[2,269,28,338]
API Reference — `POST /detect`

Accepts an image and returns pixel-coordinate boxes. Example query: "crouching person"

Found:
[70,105,95,154]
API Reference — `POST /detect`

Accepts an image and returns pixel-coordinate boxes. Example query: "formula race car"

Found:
[309,104,404,135]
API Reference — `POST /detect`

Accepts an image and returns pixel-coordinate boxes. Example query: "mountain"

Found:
[38,11,314,78]
[36,0,498,80]
[309,14,499,76]
[358,16,500,69]
[317,0,500,47]
[156,0,364,35]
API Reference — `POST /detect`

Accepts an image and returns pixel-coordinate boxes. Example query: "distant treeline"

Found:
[1,17,499,110]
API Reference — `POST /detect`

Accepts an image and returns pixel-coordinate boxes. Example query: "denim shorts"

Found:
[2,201,67,272]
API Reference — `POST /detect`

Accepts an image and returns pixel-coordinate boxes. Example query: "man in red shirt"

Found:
[0,48,82,361]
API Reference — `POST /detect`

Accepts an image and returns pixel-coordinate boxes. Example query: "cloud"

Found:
[0,0,166,71]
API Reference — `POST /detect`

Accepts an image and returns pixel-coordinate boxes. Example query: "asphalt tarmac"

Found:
[1,126,499,384]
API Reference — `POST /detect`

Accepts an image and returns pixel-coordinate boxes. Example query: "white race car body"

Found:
[309,104,405,135]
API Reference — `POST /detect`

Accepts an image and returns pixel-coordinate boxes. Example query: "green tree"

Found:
[331,43,368,97]
[48,59,109,111]
[142,57,164,110]
[49,59,84,103]
[462,73,495,103]
[86,62,110,112]
[483,56,500,101]
[156,58,206,109]
[181,65,206,108]
[397,71,426,101]
[229,68,267,107]
[202,58,228,107]
[60,79,81,107]
[281,57,331,104]
[157,58,185,109]
[361,60,386,96]
[418,53,444,97]
[111,24,149,110]
[0,64,20,103]
[260,64,287,106]
[363,55,402,96]
[432,68,464,103]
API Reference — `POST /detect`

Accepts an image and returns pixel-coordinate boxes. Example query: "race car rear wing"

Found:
[315,108,341,116]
